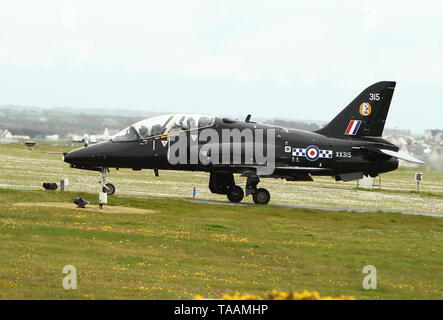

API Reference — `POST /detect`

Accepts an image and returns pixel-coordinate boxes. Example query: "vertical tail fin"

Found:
[315,81,396,137]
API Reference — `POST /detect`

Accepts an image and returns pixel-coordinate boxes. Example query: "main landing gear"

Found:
[99,168,116,195]
[227,185,244,203]
[209,172,271,205]
[245,176,271,205]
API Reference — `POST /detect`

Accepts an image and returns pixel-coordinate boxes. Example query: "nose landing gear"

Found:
[99,168,116,195]
[102,183,116,196]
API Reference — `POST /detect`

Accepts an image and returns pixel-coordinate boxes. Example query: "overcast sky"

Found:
[1,0,442,132]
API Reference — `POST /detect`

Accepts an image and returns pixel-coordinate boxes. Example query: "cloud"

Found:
[1,0,443,88]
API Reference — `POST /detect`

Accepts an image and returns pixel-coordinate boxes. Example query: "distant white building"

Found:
[429,147,443,161]
[425,129,443,143]
[0,129,12,138]
[45,134,59,141]
[0,129,29,141]
[12,134,30,139]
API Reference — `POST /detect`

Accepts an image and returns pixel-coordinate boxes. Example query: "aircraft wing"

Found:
[214,164,332,181]
[274,166,333,172]
[214,164,332,173]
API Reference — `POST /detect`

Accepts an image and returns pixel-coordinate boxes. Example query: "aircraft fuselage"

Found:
[64,116,398,181]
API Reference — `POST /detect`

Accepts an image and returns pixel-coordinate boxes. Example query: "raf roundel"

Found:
[305,145,320,161]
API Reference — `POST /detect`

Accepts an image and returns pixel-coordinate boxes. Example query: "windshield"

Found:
[111,114,215,141]
[168,115,213,133]
[111,126,138,142]
[132,115,174,139]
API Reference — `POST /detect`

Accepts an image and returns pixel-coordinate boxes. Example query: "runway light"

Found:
[74,197,89,208]
[43,182,58,191]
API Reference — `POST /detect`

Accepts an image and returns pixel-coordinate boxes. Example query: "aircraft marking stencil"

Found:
[292,146,333,161]
[345,120,362,135]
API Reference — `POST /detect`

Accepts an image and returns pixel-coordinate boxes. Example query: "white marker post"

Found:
[415,173,423,192]
[60,179,69,192]
[99,192,107,209]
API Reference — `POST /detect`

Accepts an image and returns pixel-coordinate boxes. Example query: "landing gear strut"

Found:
[246,176,270,205]
[99,168,116,196]
[209,172,244,203]
[208,172,270,205]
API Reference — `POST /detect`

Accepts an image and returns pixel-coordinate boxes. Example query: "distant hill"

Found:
[0,105,144,138]
[0,105,323,138]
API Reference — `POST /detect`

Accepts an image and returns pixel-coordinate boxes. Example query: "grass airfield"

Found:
[0,142,442,299]
[0,143,442,215]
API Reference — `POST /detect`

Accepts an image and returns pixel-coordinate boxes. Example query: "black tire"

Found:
[102,183,116,195]
[252,188,270,205]
[227,185,244,203]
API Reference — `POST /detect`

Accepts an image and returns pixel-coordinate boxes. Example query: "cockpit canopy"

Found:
[111,114,215,142]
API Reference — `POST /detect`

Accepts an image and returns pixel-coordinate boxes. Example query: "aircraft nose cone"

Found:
[64,141,115,168]
[64,148,87,164]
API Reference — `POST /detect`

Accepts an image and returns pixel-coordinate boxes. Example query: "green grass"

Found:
[0,188,442,299]
[0,143,442,215]
[0,142,443,299]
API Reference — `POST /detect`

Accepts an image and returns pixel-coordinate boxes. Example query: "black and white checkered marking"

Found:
[292,145,333,161]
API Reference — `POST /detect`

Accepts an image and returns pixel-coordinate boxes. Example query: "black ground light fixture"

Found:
[73,197,89,208]
[42,182,58,191]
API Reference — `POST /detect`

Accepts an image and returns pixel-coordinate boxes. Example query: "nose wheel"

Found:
[102,183,116,195]
[99,168,116,196]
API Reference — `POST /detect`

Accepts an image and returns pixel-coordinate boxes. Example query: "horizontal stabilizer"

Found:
[379,149,425,164]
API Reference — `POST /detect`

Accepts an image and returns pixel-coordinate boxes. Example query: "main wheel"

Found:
[102,183,116,195]
[227,185,244,203]
[252,188,270,205]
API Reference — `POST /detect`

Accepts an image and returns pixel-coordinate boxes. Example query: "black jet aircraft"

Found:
[64,81,423,205]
